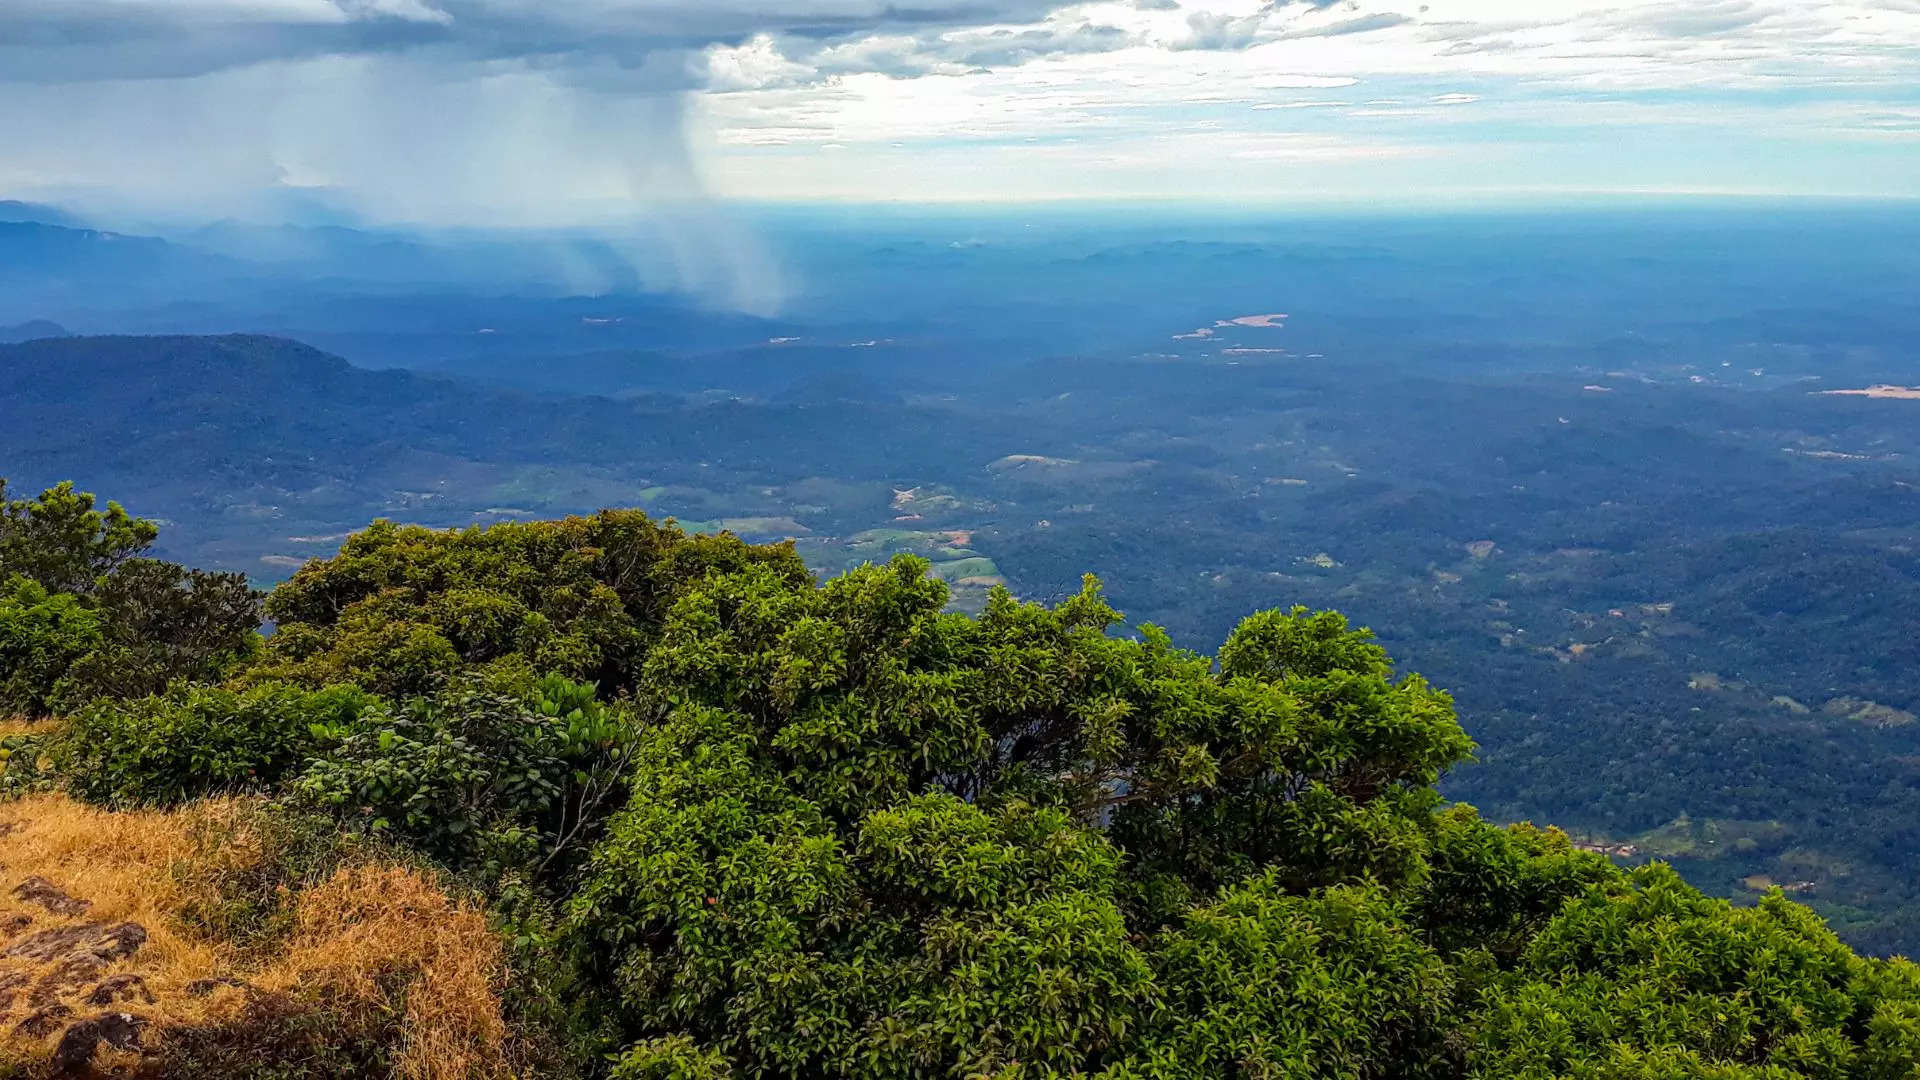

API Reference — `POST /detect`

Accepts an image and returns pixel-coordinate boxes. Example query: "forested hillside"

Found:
[2,481,1917,1078]
[7,331,1920,954]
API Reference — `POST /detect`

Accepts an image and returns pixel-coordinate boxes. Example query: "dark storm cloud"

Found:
[0,0,1082,85]
[0,2,452,81]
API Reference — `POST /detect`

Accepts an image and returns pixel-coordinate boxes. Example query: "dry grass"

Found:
[0,793,230,1062]
[264,865,506,1080]
[0,793,507,1078]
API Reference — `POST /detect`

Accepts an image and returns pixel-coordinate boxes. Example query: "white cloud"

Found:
[2,0,1919,210]
[1253,75,1360,89]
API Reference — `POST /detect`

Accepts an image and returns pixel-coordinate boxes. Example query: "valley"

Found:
[5,206,1920,953]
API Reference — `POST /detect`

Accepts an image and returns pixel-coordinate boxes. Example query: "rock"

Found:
[4,925,98,963]
[86,974,154,1006]
[31,955,105,1007]
[12,876,92,916]
[90,923,145,961]
[51,1011,148,1076]
[184,976,250,997]
[16,1002,73,1038]
[0,969,29,1014]
[3,922,147,964]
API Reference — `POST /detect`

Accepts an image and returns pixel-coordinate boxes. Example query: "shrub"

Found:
[610,1037,736,1080]
[61,555,263,703]
[293,675,639,879]
[0,717,61,797]
[1463,863,1920,1078]
[255,512,809,697]
[12,498,1920,1079]
[59,681,375,806]
[1106,878,1454,1079]
[0,574,102,716]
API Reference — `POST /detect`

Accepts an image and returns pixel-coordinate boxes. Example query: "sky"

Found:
[2,0,1919,222]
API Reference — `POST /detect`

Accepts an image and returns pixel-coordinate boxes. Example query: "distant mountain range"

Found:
[0,332,1042,560]
[0,199,86,228]
[9,202,1920,957]
[0,319,68,344]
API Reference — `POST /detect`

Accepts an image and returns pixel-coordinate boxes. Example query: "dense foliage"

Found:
[0,575,102,715]
[254,512,810,696]
[293,673,639,877]
[58,681,372,805]
[3,483,1917,1079]
[0,479,260,714]
[13,326,1920,953]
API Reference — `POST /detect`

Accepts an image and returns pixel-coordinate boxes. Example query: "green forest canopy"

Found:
[2,480,1917,1079]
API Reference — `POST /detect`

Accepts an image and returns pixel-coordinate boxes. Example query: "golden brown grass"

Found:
[0,793,507,1079]
[0,793,227,1062]
[264,864,506,1080]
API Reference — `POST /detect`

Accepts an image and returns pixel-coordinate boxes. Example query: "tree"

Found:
[18,506,1918,1079]
[61,557,262,703]
[255,511,809,697]
[559,553,1920,1078]
[0,480,261,712]
[0,479,159,597]
[1463,864,1920,1078]
[564,557,1483,1076]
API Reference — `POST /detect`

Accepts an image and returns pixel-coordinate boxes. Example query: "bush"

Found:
[255,512,809,696]
[12,499,1920,1079]
[0,722,59,798]
[1107,878,1454,1079]
[293,675,639,879]
[1464,863,1920,1078]
[0,478,156,597]
[0,574,103,716]
[610,1037,736,1080]
[59,681,375,806]
[562,558,1482,1076]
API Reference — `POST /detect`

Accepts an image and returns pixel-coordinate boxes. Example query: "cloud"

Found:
[4,0,1920,229]
[1605,0,1778,38]
[0,1,459,82]
[0,0,1099,85]
[1279,13,1412,38]
[1171,10,1271,51]
[1255,75,1361,88]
